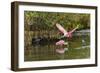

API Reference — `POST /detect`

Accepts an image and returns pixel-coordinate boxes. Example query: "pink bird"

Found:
[56,40,68,46]
[55,40,68,54]
[56,23,79,38]
[56,40,64,46]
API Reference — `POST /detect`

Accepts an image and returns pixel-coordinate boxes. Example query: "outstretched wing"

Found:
[69,25,79,33]
[56,23,68,35]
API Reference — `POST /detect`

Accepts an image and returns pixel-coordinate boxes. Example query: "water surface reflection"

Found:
[24,36,90,61]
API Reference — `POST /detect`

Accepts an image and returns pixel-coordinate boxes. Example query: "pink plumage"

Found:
[56,40,65,46]
[56,23,78,38]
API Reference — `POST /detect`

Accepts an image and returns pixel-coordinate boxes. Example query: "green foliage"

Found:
[24,11,90,31]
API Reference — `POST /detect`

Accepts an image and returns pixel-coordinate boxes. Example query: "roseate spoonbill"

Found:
[55,40,68,54]
[56,23,79,39]
[56,40,68,46]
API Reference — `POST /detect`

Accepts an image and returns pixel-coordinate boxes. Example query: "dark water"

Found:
[24,35,90,61]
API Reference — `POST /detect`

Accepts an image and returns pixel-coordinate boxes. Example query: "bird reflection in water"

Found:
[55,40,69,59]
